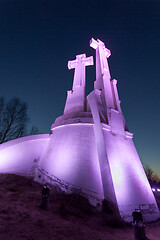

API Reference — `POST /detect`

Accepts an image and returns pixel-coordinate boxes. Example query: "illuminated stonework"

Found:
[64,54,93,114]
[0,38,159,222]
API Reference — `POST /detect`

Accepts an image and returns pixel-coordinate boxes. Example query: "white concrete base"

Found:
[0,134,50,176]
[34,121,160,222]
[35,123,104,205]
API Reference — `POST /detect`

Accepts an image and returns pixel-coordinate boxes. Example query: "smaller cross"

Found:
[68,54,93,89]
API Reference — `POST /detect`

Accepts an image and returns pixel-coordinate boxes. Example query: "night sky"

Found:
[0,1,160,175]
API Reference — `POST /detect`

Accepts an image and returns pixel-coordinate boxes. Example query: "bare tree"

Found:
[29,126,39,135]
[143,163,160,187]
[143,164,153,181]
[152,174,159,183]
[0,97,29,144]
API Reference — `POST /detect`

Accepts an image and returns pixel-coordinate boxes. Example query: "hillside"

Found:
[0,174,159,240]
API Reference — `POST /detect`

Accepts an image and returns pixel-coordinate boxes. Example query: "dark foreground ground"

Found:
[0,174,159,240]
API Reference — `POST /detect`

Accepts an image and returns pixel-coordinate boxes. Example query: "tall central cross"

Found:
[68,54,93,90]
[90,38,111,57]
[90,38,111,78]
[90,38,114,110]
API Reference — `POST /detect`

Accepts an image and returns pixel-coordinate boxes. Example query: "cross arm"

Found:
[90,38,111,58]
[68,54,94,70]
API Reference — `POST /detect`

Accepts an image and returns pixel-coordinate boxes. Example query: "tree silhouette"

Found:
[143,163,160,187]
[143,164,153,181]
[0,97,38,144]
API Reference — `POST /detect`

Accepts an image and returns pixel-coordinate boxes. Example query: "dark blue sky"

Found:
[0,0,160,175]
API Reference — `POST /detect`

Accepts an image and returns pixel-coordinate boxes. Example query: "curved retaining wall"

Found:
[0,134,50,176]
[36,123,104,203]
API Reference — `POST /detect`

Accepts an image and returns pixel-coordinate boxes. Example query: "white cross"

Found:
[90,38,111,79]
[68,54,93,90]
[90,38,111,58]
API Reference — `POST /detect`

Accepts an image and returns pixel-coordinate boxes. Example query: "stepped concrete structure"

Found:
[0,38,159,222]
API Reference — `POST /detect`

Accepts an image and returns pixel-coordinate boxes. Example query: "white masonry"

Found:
[0,38,159,222]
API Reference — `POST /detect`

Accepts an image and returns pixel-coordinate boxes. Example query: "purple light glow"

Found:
[0,38,159,222]
[37,124,104,201]
[0,135,50,175]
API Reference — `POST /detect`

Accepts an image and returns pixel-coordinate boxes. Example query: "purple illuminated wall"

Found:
[0,135,50,176]
[0,38,159,222]
[36,38,159,221]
